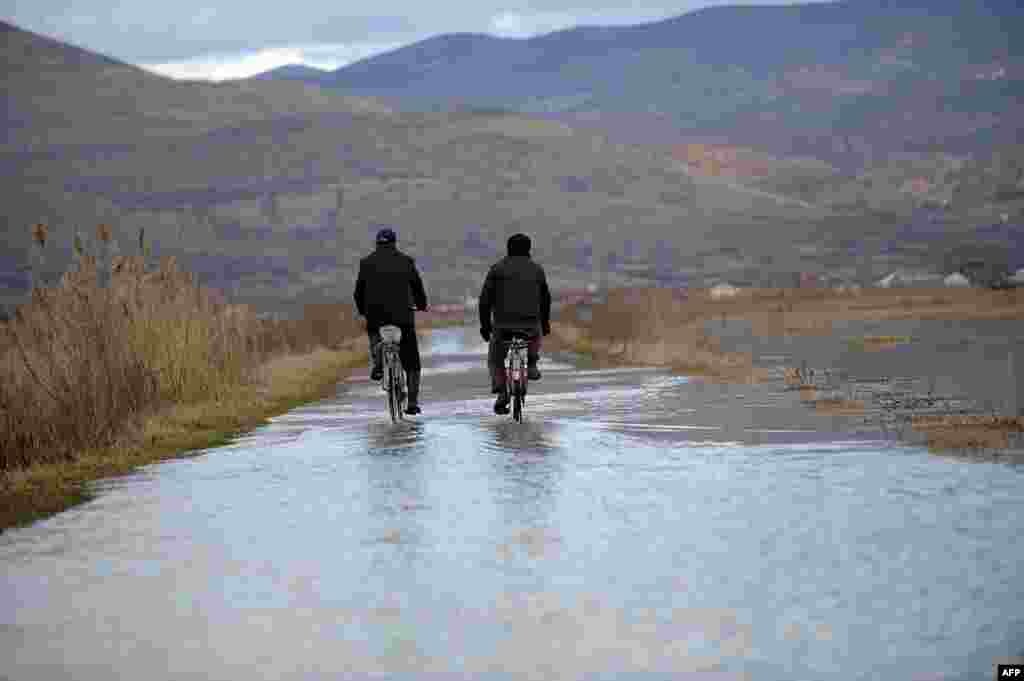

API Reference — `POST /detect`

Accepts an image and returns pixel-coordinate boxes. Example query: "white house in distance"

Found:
[943,272,971,287]
[709,282,740,300]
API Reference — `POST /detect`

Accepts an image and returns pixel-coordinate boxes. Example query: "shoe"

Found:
[405,402,421,415]
[370,366,383,381]
[527,365,541,380]
[494,394,510,415]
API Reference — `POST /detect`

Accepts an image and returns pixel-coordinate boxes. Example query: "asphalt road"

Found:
[2,326,1022,680]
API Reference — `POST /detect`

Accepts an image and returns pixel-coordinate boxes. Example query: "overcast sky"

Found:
[3,1,802,80]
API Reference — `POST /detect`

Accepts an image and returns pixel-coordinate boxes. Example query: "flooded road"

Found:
[2,326,1023,680]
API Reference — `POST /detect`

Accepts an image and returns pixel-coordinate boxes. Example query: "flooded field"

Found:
[1,326,1022,680]
[709,317,1024,457]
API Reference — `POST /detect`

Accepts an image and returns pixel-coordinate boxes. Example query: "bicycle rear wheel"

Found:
[387,364,398,423]
[395,366,406,421]
[386,351,402,423]
[512,349,525,422]
[512,382,523,421]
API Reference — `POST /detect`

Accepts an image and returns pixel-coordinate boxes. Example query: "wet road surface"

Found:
[2,326,1023,680]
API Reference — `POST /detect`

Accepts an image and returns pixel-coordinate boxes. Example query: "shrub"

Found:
[0,223,362,473]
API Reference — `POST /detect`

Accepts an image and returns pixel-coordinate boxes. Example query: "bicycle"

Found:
[502,332,531,422]
[378,325,406,423]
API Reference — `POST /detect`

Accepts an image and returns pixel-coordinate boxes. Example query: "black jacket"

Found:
[353,243,427,328]
[478,255,551,332]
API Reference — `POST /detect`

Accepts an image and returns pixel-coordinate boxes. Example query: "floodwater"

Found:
[1,326,1022,681]
[710,317,1024,442]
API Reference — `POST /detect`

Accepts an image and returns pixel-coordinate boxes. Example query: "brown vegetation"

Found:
[798,386,820,402]
[913,413,1024,450]
[553,285,1024,385]
[783,366,817,389]
[851,335,913,351]
[0,253,362,474]
[1,226,367,529]
[812,398,866,415]
[911,415,1024,429]
[0,345,363,530]
[915,427,1014,451]
[552,287,767,383]
[692,286,1023,333]
[909,415,1024,452]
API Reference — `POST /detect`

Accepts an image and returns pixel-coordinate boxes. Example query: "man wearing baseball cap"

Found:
[353,227,429,415]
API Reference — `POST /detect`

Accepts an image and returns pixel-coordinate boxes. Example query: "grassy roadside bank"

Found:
[0,344,366,532]
[1,310,477,531]
[550,285,1024,450]
[1,223,376,532]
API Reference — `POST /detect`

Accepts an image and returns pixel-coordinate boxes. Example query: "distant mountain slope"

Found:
[5,18,1019,317]
[3,19,860,313]
[256,0,1024,163]
[250,64,329,81]
[1,21,390,148]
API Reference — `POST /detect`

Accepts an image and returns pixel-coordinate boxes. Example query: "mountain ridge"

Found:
[251,0,1023,164]
[250,63,330,81]
[4,15,1021,315]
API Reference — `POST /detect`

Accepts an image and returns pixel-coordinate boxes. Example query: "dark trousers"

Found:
[488,329,541,391]
[368,323,421,373]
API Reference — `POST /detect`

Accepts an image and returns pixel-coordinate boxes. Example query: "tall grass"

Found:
[0,224,363,473]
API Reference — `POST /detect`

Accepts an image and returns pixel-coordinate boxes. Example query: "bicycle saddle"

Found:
[380,325,402,342]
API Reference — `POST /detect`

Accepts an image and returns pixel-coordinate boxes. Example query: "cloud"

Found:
[487,7,676,38]
[142,48,304,81]
[140,41,406,80]
[14,4,422,62]
[11,1,806,69]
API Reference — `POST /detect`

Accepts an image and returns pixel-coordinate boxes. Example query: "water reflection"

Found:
[4,324,1024,680]
[364,420,427,456]
[483,418,561,454]
[361,420,432,574]
[479,419,567,559]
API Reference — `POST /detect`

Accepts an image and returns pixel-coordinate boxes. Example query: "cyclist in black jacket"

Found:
[354,228,428,415]
[478,233,552,414]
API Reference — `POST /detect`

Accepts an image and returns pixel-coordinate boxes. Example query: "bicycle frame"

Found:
[504,336,530,422]
[379,325,405,422]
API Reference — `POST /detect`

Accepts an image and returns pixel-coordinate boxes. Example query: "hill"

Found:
[250,64,330,82]
[256,0,1024,166]
[0,20,391,148]
[4,19,1020,318]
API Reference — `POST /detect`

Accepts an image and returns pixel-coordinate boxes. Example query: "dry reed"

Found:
[0,245,363,473]
[553,287,764,382]
[910,414,1023,452]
